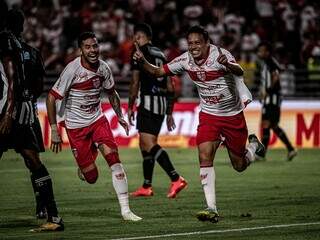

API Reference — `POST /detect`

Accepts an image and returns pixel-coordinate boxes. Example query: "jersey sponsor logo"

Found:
[202,94,225,104]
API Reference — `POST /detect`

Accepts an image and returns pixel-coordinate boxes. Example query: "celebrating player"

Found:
[46,32,141,222]
[133,25,265,223]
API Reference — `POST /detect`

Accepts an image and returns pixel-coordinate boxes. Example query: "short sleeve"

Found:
[101,61,115,90]
[222,48,236,63]
[50,62,75,99]
[164,53,188,75]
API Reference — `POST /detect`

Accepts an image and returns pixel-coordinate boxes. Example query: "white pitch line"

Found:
[111,222,320,240]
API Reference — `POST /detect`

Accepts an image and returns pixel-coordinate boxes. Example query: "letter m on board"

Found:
[297,113,320,147]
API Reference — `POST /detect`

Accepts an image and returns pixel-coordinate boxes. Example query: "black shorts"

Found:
[136,108,165,136]
[262,104,280,125]
[0,117,45,153]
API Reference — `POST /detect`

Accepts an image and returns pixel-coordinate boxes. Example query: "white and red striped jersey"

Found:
[50,57,114,129]
[163,44,251,116]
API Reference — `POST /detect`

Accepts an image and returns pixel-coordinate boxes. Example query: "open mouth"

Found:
[191,50,200,56]
[88,55,98,61]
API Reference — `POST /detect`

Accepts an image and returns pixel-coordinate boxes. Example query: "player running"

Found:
[46,32,141,222]
[133,25,265,223]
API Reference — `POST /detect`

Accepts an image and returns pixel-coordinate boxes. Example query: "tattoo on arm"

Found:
[108,89,123,118]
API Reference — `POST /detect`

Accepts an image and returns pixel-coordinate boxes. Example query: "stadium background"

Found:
[5,0,318,149]
[1,1,320,239]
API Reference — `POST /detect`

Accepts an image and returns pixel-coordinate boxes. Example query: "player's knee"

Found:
[83,167,98,184]
[199,152,212,163]
[21,151,42,171]
[104,151,121,167]
[140,137,156,152]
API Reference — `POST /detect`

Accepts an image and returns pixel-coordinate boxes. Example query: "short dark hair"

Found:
[6,8,25,35]
[186,25,209,42]
[134,23,152,39]
[78,32,97,47]
[258,41,273,53]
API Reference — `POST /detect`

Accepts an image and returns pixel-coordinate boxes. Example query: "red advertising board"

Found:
[37,101,320,148]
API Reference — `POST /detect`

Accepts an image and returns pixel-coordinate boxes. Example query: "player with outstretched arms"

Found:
[133,25,265,223]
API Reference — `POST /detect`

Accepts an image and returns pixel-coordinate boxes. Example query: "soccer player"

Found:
[46,32,141,222]
[128,23,187,198]
[133,25,265,223]
[257,42,297,161]
[0,9,64,231]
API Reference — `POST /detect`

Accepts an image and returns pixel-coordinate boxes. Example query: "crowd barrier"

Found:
[37,100,320,149]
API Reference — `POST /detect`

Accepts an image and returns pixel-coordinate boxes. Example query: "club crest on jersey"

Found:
[79,72,88,79]
[92,77,101,88]
[196,71,206,81]
[206,59,214,67]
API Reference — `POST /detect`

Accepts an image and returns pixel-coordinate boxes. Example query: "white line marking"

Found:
[111,222,320,240]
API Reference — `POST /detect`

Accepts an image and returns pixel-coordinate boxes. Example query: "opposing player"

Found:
[257,42,297,161]
[128,23,187,198]
[133,25,265,222]
[46,32,141,222]
[0,9,64,231]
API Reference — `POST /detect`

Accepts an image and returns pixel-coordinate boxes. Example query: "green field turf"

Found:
[0,148,320,240]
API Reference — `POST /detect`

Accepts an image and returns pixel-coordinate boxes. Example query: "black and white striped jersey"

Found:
[132,43,169,115]
[259,57,282,106]
[0,31,43,125]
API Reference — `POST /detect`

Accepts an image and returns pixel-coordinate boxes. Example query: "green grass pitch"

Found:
[0,148,320,239]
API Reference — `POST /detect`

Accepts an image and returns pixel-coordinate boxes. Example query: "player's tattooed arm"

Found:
[107,88,129,135]
[107,88,123,118]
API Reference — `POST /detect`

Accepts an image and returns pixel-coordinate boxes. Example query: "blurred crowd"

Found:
[4,0,320,97]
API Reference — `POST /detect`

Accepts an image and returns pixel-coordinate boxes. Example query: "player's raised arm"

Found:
[217,46,244,76]
[133,42,167,77]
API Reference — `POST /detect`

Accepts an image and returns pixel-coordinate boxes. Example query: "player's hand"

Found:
[50,125,62,153]
[119,117,129,136]
[127,108,135,126]
[0,114,12,135]
[166,115,176,132]
[133,42,145,63]
[217,47,228,66]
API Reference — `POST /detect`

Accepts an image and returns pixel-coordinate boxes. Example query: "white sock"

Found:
[111,163,130,215]
[246,142,258,163]
[200,166,217,212]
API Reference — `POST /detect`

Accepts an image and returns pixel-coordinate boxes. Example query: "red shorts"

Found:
[196,111,248,157]
[66,116,118,168]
